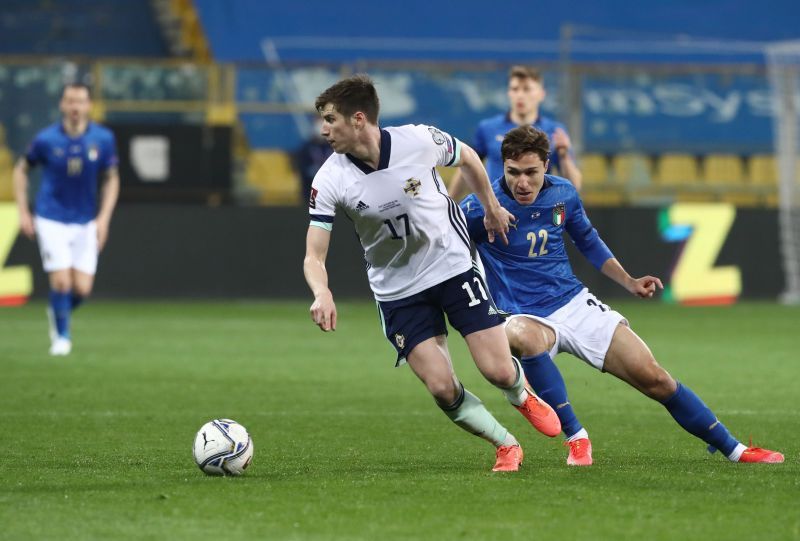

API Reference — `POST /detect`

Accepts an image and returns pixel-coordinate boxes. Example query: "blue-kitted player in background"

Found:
[449,65,582,200]
[13,83,120,356]
[460,125,784,465]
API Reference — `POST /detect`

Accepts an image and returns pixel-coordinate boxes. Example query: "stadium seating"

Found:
[653,154,700,186]
[436,166,456,187]
[0,0,167,57]
[702,154,746,185]
[0,151,13,202]
[748,154,778,186]
[610,153,652,186]
[0,124,14,201]
[245,150,301,206]
[580,154,609,186]
[702,154,759,206]
[576,154,625,206]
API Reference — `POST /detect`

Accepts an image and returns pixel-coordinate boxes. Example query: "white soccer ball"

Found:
[193,419,254,476]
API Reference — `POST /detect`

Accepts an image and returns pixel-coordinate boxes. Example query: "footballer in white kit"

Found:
[309,124,472,302]
[302,75,561,473]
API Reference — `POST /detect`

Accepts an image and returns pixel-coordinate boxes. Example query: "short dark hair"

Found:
[501,125,550,163]
[314,74,379,124]
[61,82,92,99]
[508,65,543,84]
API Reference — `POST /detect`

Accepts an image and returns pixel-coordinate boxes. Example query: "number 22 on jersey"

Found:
[527,229,549,257]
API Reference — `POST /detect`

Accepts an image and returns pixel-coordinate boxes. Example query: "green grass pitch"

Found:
[1,300,798,540]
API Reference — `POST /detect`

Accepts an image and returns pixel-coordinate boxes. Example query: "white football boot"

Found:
[49,336,72,356]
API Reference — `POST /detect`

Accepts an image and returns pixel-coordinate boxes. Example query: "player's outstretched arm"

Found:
[303,225,337,331]
[601,258,663,299]
[552,128,583,191]
[456,144,514,244]
[96,166,120,251]
[11,158,34,239]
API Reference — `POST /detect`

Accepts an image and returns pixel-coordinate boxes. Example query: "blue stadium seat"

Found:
[0,0,167,57]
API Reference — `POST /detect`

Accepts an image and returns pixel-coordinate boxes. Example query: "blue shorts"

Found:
[376,266,504,366]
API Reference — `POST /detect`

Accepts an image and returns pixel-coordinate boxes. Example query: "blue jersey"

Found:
[460,175,614,317]
[472,113,572,182]
[25,122,118,224]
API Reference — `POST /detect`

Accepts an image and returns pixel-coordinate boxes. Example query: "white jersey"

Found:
[309,124,473,301]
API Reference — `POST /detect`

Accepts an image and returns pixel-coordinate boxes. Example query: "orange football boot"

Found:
[492,445,524,472]
[738,447,784,463]
[566,438,593,466]
[515,390,561,437]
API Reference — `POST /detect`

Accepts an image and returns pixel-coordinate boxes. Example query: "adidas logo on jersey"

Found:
[355,200,369,212]
[488,305,498,316]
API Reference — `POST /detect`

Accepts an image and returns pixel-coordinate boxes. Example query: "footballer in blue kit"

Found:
[460,125,784,465]
[13,83,120,356]
[473,111,570,187]
[449,66,582,200]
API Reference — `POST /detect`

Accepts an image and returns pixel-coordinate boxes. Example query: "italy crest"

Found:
[552,203,566,226]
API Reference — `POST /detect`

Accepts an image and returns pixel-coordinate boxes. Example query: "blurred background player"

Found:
[303,75,560,472]
[292,117,333,204]
[461,125,784,465]
[12,83,120,356]
[449,65,582,200]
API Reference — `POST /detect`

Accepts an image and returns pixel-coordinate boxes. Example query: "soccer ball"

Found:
[193,419,254,476]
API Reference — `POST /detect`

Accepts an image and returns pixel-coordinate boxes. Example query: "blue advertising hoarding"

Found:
[239,67,785,155]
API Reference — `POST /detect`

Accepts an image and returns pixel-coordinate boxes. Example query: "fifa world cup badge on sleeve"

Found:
[428,127,446,145]
[309,187,318,209]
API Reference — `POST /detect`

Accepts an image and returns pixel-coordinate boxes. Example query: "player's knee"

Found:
[482,362,517,389]
[505,319,530,355]
[426,377,461,405]
[505,319,551,357]
[73,284,92,297]
[51,277,71,293]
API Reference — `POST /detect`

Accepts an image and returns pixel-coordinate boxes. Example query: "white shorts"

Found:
[506,288,628,371]
[34,216,98,275]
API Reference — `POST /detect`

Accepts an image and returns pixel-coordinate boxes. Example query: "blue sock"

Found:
[520,353,583,438]
[71,294,84,311]
[662,382,739,456]
[49,290,72,339]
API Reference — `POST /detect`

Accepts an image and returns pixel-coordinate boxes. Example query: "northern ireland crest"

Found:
[403,177,422,197]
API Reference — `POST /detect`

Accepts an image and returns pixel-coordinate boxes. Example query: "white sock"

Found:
[566,428,589,442]
[727,443,747,462]
[441,386,509,447]
[501,432,520,448]
[500,357,528,407]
